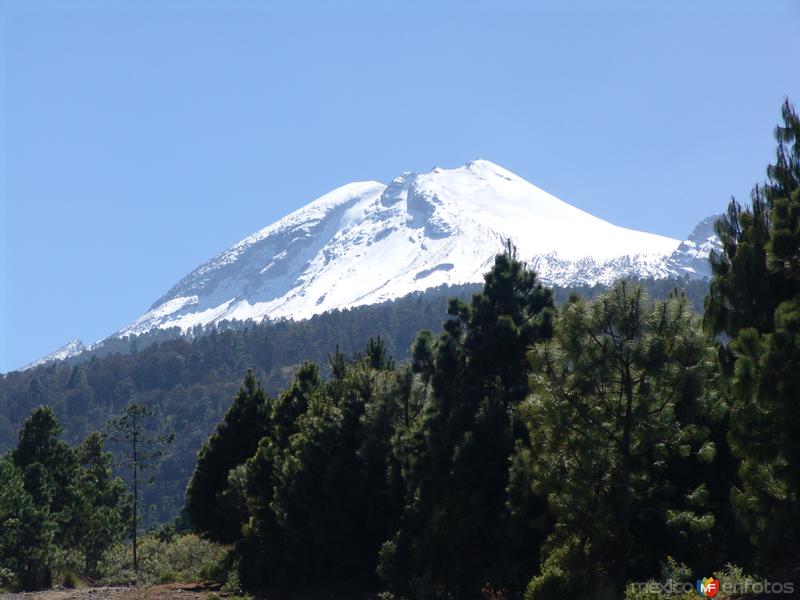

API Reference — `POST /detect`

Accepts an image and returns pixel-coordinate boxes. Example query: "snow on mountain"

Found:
[21,339,87,370]
[663,215,723,279]
[118,160,685,337]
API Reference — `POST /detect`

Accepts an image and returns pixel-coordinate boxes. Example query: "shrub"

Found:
[525,538,592,600]
[162,534,227,582]
[199,550,229,583]
[97,534,228,586]
[0,567,15,591]
[159,571,178,583]
[62,572,77,589]
[221,560,243,594]
[51,548,85,589]
[525,570,574,600]
[659,557,693,598]
[632,558,696,600]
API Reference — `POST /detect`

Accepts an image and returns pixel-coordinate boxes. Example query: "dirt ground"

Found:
[0,582,223,600]
[0,582,381,600]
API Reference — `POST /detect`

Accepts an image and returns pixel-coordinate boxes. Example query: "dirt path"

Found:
[0,583,221,600]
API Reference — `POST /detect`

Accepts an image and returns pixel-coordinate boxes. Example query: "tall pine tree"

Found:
[706,98,800,574]
[525,284,716,596]
[186,370,269,542]
[380,245,554,598]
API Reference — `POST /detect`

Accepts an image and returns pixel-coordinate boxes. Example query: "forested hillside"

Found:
[0,284,471,524]
[0,277,706,525]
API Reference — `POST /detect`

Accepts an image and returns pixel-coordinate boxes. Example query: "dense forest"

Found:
[1,99,796,598]
[0,278,707,526]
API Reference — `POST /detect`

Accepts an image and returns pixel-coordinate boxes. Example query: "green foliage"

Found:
[186,370,268,542]
[97,533,227,586]
[237,343,405,588]
[186,252,718,598]
[51,548,85,590]
[76,432,131,575]
[527,283,716,593]
[524,540,585,600]
[382,246,555,598]
[0,279,705,527]
[713,563,765,598]
[704,98,800,574]
[220,560,243,594]
[12,95,800,596]
[107,400,174,576]
[61,571,78,589]
[0,408,128,590]
[525,572,573,600]
[621,561,763,600]
[728,297,800,569]
[0,456,56,591]
[623,585,674,600]
[704,198,775,339]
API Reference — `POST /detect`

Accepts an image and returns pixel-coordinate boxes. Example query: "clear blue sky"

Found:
[1,0,798,372]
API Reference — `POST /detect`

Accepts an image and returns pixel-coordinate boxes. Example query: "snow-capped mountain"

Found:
[23,160,723,370]
[21,339,87,370]
[119,159,690,337]
[663,215,723,279]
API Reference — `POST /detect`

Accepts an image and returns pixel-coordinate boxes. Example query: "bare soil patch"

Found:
[0,582,223,600]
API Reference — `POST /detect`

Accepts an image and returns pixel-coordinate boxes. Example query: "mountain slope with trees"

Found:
[2,98,799,597]
[0,278,708,526]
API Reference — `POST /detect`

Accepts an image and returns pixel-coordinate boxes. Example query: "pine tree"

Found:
[106,401,174,576]
[268,360,397,583]
[0,458,57,590]
[75,432,130,576]
[237,344,405,588]
[239,362,325,587]
[704,98,800,574]
[11,407,84,552]
[525,283,715,596]
[0,458,56,591]
[186,370,269,542]
[362,336,395,371]
[2,407,129,588]
[381,246,554,598]
[704,196,774,339]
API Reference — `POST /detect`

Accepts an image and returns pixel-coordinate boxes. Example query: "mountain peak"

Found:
[12,161,724,373]
[663,214,723,279]
[463,158,501,170]
[113,160,692,338]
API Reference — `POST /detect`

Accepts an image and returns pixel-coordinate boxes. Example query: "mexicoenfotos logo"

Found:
[696,577,720,597]
[628,577,794,596]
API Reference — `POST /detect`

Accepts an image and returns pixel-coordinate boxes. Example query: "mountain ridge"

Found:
[16,159,722,371]
[119,159,692,337]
